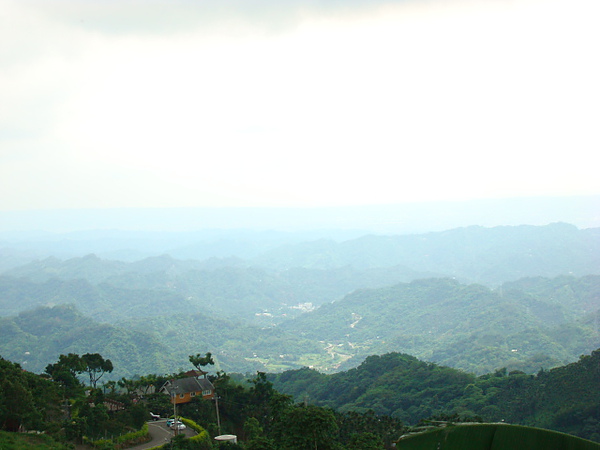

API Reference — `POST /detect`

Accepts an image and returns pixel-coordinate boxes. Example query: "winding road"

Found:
[127,419,197,450]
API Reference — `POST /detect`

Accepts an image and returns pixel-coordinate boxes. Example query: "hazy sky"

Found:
[2,0,599,211]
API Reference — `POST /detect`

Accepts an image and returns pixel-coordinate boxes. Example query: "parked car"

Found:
[170,422,186,431]
[167,418,184,427]
[150,412,160,421]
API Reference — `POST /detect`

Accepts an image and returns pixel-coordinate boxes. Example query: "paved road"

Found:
[127,419,197,450]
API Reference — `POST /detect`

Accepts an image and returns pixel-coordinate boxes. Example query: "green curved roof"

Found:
[395,423,600,450]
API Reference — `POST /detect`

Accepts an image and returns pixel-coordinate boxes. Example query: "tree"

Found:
[336,410,404,449]
[78,402,109,438]
[249,372,275,406]
[45,353,86,397]
[118,377,137,395]
[348,432,384,449]
[137,374,158,395]
[244,417,277,450]
[81,353,114,388]
[102,380,117,394]
[244,417,263,440]
[145,391,175,419]
[0,357,63,432]
[189,352,215,372]
[246,436,277,450]
[247,372,292,432]
[275,404,341,450]
[1,365,38,430]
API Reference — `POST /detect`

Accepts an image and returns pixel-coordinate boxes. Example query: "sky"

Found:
[1,0,599,212]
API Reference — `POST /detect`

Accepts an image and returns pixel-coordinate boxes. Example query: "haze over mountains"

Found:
[1,200,600,380]
[2,196,600,233]
[1,196,599,261]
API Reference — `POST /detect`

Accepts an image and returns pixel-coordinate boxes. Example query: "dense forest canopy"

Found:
[1,273,598,378]
[270,350,600,442]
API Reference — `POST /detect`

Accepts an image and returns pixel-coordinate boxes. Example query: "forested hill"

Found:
[270,350,600,442]
[2,223,599,324]
[0,223,599,378]
[1,275,599,379]
[0,263,431,323]
[282,275,600,374]
[0,305,180,378]
[253,222,600,284]
[0,303,331,378]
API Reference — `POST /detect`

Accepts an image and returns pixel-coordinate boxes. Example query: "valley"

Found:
[1,222,599,379]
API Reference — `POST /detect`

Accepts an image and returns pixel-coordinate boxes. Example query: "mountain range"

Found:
[1,222,599,379]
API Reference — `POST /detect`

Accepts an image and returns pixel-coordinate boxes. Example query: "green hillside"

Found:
[271,349,600,442]
[0,305,178,379]
[1,274,599,377]
[1,224,599,378]
[0,275,197,321]
[0,304,332,377]
[4,223,600,321]
[282,276,600,374]
[0,259,430,325]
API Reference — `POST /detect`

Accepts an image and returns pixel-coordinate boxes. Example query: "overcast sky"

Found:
[1,0,599,212]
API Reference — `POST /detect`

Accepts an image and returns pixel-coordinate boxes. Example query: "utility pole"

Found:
[172,384,178,437]
[215,394,221,436]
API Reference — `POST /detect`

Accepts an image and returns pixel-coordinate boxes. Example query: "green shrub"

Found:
[115,422,149,446]
[180,417,213,449]
[86,422,149,449]
[180,417,204,433]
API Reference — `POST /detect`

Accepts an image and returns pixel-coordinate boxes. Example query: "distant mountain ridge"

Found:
[0,255,433,323]
[1,222,599,377]
[253,223,600,284]
[4,223,600,287]
[0,275,196,321]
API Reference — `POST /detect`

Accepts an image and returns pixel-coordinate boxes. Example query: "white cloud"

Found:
[1,0,599,210]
